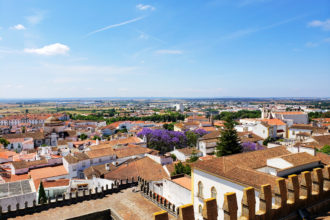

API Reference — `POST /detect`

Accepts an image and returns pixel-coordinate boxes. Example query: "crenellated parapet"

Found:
[0,177,138,219]
[153,166,330,220]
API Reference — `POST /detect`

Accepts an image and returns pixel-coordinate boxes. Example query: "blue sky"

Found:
[0,0,329,98]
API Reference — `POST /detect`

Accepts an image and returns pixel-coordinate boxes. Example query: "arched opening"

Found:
[198,181,203,198]
[211,186,217,199]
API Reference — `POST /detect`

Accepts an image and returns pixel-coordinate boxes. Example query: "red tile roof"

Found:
[104,157,168,181]
[34,178,70,190]
[262,118,286,126]
[275,111,306,115]
[172,176,191,190]
[28,165,68,180]
[193,146,291,189]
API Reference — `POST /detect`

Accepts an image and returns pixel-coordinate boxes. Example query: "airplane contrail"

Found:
[86,16,145,37]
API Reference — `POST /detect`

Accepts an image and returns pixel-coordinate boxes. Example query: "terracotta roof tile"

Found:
[275,111,306,115]
[11,159,48,169]
[277,152,320,169]
[85,148,115,159]
[104,157,168,181]
[28,165,68,180]
[172,176,191,190]
[262,118,286,126]
[312,135,330,147]
[34,178,70,190]
[201,131,221,139]
[193,146,291,189]
[176,147,200,156]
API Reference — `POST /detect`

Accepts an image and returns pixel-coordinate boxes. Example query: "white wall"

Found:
[193,169,260,220]
[0,192,36,211]
[288,128,312,139]
[277,162,320,177]
[163,178,191,207]
[281,114,308,124]
[198,141,216,156]
[252,123,268,139]
[171,150,188,161]
[70,178,114,191]
[147,154,173,165]
[286,146,315,156]
[267,158,292,170]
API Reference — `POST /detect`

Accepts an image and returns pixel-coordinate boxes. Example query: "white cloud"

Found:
[86,16,144,37]
[3,84,24,89]
[136,30,166,44]
[136,4,155,11]
[307,19,330,31]
[305,37,330,48]
[139,33,149,40]
[221,15,306,40]
[52,77,78,83]
[0,37,2,41]
[156,49,183,55]
[11,24,26,30]
[24,43,70,56]
[0,47,21,54]
[26,11,45,25]
[118,88,129,92]
[305,42,318,48]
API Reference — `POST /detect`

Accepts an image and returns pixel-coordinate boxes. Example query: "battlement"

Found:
[0,177,137,219]
[151,165,330,220]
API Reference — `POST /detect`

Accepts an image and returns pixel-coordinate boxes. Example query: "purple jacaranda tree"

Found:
[193,128,208,137]
[241,141,264,152]
[137,128,207,153]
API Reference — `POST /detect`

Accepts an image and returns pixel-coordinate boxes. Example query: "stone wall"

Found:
[152,165,330,220]
[0,177,137,219]
[65,209,112,220]
[138,177,178,217]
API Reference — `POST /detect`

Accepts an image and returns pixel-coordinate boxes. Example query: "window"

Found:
[211,187,217,199]
[198,205,202,214]
[198,181,203,198]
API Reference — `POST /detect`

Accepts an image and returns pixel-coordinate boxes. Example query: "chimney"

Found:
[105,163,110,171]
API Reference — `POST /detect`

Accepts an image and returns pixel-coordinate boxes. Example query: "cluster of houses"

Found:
[0,108,329,218]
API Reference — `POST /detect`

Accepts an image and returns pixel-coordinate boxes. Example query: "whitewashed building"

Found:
[191,146,323,219]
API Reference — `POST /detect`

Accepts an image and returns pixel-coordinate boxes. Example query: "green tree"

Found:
[187,149,199,162]
[79,133,88,140]
[171,162,191,176]
[216,117,242,157]
[92,135,101,140]
[163,123,174,131]
[320,145,330,155]
[38,181,47,204]
[170,154,177,161]
[116,128,128,133]
[0,137,9,147]
[263,136,276,146]
[185,131,198,147]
